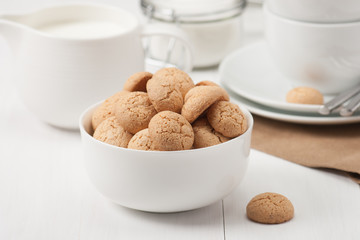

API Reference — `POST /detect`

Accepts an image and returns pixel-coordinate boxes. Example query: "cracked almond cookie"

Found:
[192,117,230,149]
[195,80,220,87]
[115,92,157,134]
[92,90,129,130]
[146,68,194,113]
[181,86,229,123]
[286,86,324,105]
[127,128,154,151]
[93,116,133,148]
[148,111,194,151]
[246,192,294,224]
[123,72,153,92]
[207,101,247,138]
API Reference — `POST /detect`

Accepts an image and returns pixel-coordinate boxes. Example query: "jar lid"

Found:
[141,0,246,23]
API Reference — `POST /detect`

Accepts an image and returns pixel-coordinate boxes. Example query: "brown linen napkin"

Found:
[251,115,360,183]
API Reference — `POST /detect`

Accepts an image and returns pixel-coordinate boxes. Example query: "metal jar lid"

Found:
[141,0,247,23]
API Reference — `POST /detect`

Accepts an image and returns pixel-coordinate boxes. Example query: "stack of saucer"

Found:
[219,42,360,125]
[219,1,360,125]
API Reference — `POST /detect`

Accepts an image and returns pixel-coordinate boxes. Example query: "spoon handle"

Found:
[340,92,360,116]
[318,83,360,115]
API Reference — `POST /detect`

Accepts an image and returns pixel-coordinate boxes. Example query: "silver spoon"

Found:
[318,83,360,115]
[340,92,360,116]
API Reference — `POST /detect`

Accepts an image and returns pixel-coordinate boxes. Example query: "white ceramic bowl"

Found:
[267,0,360,23]
[264,5,360,94]
[79,102,253,213]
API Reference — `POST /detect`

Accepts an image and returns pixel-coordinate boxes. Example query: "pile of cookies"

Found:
[91,68,247,151]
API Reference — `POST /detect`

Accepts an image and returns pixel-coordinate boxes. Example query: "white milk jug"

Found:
[0,3,192,129]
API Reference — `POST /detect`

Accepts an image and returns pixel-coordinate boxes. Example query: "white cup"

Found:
[0,3,192,129]
[264,5,360,94]
[267,0,360,23]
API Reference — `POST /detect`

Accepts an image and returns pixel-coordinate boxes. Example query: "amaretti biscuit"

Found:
[286,87,324,105]
[123,72,152,92]
[146,68,194,113]
[246,192,294,224]
[91,69,248,151]
[192,117,230,149]
[148,111,194,151]
[91,90,129,130]
[153,67,194,97]
[93,116,133,148]
[207,101,247,138]
[115,92,157,134]
[128,128,154,151]
[195,80,220,87]
[182,86,229,123]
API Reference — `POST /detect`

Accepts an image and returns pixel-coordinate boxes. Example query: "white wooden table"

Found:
[1,1,360,240]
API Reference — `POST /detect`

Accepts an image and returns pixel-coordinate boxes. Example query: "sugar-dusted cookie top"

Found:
[207,101,247,138]
[182,86,229,123]
[148,111,194,151]
[93,116,133,148]
[115,92,157,134]
[192,117,230,149]
[123,72,153,92]
[127,128,154,151]
[92,91,129,130]
[246,192,294,224]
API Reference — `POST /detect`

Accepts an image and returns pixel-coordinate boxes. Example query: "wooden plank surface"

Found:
[223,151,360,240]
[0,56,224,239]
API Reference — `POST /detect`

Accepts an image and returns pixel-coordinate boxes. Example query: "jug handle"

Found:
[141,23,193,72]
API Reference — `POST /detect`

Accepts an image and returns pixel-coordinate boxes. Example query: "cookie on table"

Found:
[181,86,229,123]
[286,87,324,105]
[146,68,194,113]
[207,101,247,138]
[195,80,220,87]
[246,192,294,224]
[148,111,194,151]
[115,92,157,134]
[192,117,230,149]
[128,128,154,151]
[93,116,133,148]
[92,90,129,130]
[123,72,153,92]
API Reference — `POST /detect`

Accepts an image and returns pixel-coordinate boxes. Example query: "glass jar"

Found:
[140,0,246,68]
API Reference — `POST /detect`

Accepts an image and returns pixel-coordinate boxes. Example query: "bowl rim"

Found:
[79,100,254,155]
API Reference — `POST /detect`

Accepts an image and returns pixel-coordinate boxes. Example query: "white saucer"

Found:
[219,41,335,114]
[224,85,360,125]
